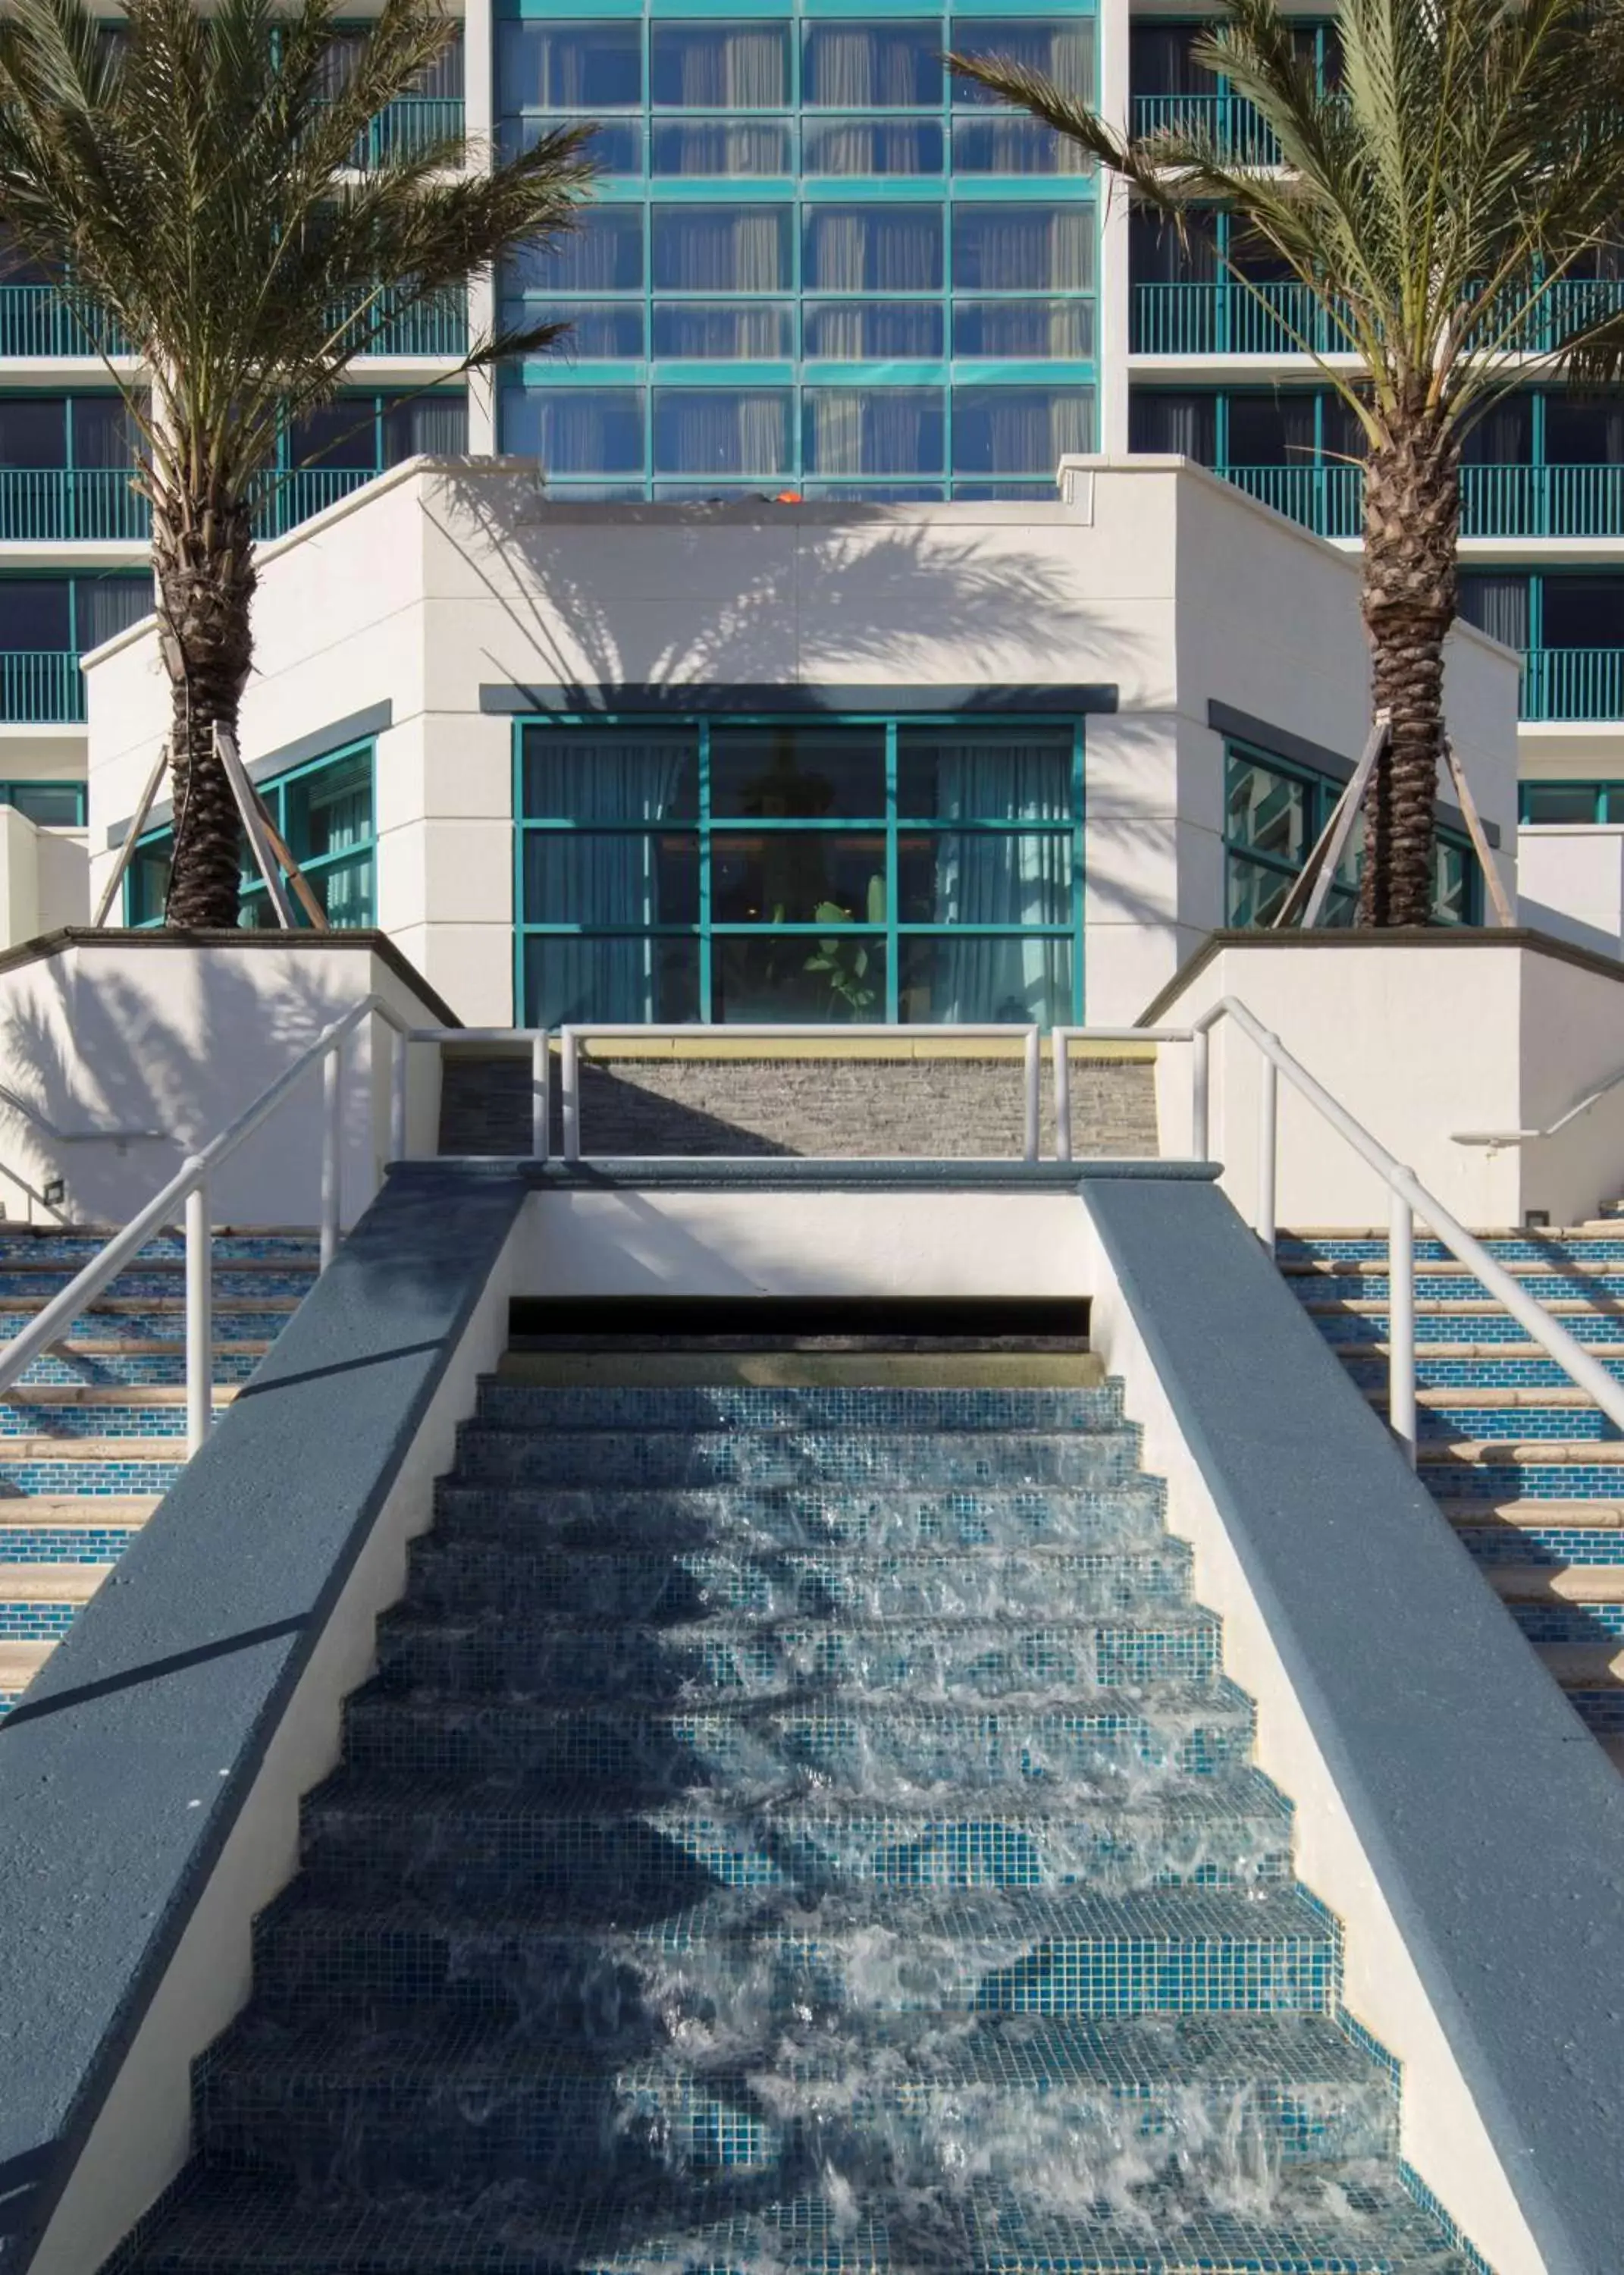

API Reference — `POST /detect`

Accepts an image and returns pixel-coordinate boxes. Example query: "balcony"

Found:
[353,94,464,165]
[1130,93,1281,165]
[0,287,133,360]
[1522,648,1624,721]
[337,287,469,359]
[251,465,382,538]
[0,469,148,543]
[1210,459,1624,542]
[1221,462,1363,537]
[0,653,83,724]
[1131,281,1351,356]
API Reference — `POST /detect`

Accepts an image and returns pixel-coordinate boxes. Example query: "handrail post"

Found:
[531,1031,550,1163]
[1389,1186,1418,1466]
[1054,1032,1073,1164]
[1190,1026,1210,1160]
[1022,1028,1040,1163]
[561,1029,581,1164]
[184,1175,212,1458]
[1256,1047,1278,1250]
[390,1025,408,1165]
[321,1042,342,1272]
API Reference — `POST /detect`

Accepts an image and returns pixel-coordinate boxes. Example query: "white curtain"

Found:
[953,206,1093,292]
[805,26,936,106]
[925,741,1071,1020]
[654,121,788,177]
[654,207,785,291]
[806,391,941,477]
[654,303,790,357]
[654,26,785,106]
[805,208,942,292]
[656,392,788,476]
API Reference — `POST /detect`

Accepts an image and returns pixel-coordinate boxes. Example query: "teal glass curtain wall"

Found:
[496,0,1098,500]
[126,742,377,928]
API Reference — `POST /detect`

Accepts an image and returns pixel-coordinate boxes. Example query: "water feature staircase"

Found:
[1283,1222,1624,1770]
[0,1226,318,1711]
[110,1335,1481,2272]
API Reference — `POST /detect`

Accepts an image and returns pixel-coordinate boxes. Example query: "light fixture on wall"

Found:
[1525,1208,1550,1228]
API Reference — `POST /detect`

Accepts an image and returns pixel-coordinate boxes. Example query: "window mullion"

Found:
[698,717,713,1025]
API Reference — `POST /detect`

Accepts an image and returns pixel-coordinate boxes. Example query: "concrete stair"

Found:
[0,1228,318,1710]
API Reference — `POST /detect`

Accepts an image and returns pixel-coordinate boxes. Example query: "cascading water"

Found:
[114,1372,1478,2272]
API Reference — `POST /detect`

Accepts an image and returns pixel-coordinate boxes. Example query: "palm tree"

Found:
[0,0,594,927]
[952,0,1624,924]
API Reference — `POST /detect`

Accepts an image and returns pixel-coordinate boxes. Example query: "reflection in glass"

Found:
[952,115,1089,171]
[524,832,700,925]
[952,205,1095,291]
[504,389,646,475]
[527,936,701,1026]
[651,24,790,106]
[949,19,1094,102]
[898,833,1071,924]
[804,118,943,174]
[651,120,792,175]
[898,935,1071,1023]
[522,726,699,821]
[715,934,887,1021]
[653,390,793,475]
[652,206,792,291]
[520,303,645,357]
[653,302,794,358]
[1226,755,1306,860]
[712,832,886,922]
[804,389,945,475]
[509,208,644,293]
[952,386,1095,474]
[710,725,886,817]
[804,302,945,358]
[802,23,942,106]
[503,117,641,171]
[497,20,641,107]
[952,300,1094,357]
[804,206,943,291]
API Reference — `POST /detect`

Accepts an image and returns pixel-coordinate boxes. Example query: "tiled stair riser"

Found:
[1316,1310,1624,1344]
[0,1232,318,1712]
[111,1379,1478,2273]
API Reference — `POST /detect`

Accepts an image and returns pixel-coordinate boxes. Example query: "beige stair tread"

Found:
[1538,1640,1624,1685]
[0,1640,52,1692]
[0,1562,110,1602]
[497,1351,1105,1389]
[0,1436,184,1460]
[0,1255,314,1276]
[1338,1341,1612,1363]
[32,1340,271,1358]
[1419,1439,1624,1464]
[1441,1498,1624,1529]
[1307,1299,1619,1316]
[1287,1257,1624,1281]
[0,1496,159,1527]
[1488,1564,1624,1605]
[0,1294,300,1316]
[0,1383,239,1408]
[1366,1384,1607,1410]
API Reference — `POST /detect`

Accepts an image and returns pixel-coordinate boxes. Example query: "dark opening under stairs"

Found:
[113,1342,1478,2273]
[1282,1222,1624,1771]
[0,1226,317,1712]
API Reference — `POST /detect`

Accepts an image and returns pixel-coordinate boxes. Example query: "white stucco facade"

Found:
[82,453,1521,1028]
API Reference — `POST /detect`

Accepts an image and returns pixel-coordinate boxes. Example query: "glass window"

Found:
[652,389,794,477]
[651,24,789,108]
[507,116,642,171]
[953,300,1093,358]
[802,23,943,108]
[1226,394,1317,466]
[951,19,1094,100]
[1461,394,1534,466]
[129,743,376,930]
[2,781,85,827]
[525,305,646,358]
[1459,573,1531,651]
[497,21,642,108]
[0,580,72,650]
[651,120,790,175]
[1224,742,1475,928]
[804,119,943,175]
[1522,783,1601,824]
[951,115,1089,172]
[75,576,149,651]
[1129,23,1210,99]
[1129,391,1216,460]
[291,400,377,471]
[381,391,468,462]
[71,396,140,469]
[653,303,793,359]
[1545,394,1624,466]
[0,400,65,468]
[510,208,644,294]
[504,390,646,477]
[518,717,1081,1026]
[1544,577,1624,649]
[804,302,945,359]
[952,205,1094,293]
[652,206,792,292]
[804,206,944,294]
[952,386,1094,474]
[804,389,945,476]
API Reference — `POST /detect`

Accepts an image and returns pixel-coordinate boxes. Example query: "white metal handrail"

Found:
[0,993,413,1454]
[0,1079,165,1147]
[1453,1058,1624,1150]
[1052,1002,1624,1466]
[553,1024,1044,1166]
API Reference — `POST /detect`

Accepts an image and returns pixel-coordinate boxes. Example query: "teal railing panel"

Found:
[0,469,149,544]
[1522,648,1624,723]
[0,287,133,359]
[1131,280,1352,356]
[0,653,83,724]
[1130,92,1281,165]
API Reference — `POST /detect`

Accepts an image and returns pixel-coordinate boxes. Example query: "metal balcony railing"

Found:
[1131,280,1353,355]
[1211,460,1624,542]
[0,652,83,723]
[0,287,133,359]
[1220,462,1364,536]
[0,469,148,543]
[1130,92,1282,164]
[1522,648,1624,722]
[251,464,381,538]
[356,94,464,165]
[337,286,468,358]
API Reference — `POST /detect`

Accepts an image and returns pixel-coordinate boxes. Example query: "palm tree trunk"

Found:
[151,483,257,930]
[1359,417,1460,927]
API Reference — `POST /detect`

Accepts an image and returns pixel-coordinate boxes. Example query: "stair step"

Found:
[432,1478,1169,1554]
[475,1383,1127,1431]
[299,1765,1293,1902]
[0,1495,160,1529]
[496,1349,1105,1389]
[1284,1256,1624,1279]
[341,1678,1258,1787]
[401,1539,1196,1622]
[1536,1639,1624,1686]
[453,1426,1146,1492]
[1441,1495,1624,1530]
[254,1881,1337,2023]
[0,1638,52,1697]
[372,1607,1224,1699]
[1419,1439,1624,1466]
[192,2010,1396,2193]
[113,2170,1480,2275]
[0,1561,109,1601]
[1487,1564,1624,1604]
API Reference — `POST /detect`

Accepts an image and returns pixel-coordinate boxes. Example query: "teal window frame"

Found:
[1520,779,1624,824]
[124,739,377,929]
[1224,737,1480,927]
[513,709,1086,1025]
[0,780,86,826]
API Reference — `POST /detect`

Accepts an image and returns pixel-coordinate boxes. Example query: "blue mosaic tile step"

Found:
[431,1478,1171,1554]
[0,1457,184,1496]
[251,1883,1340,2026]
[0,1400,224,1440]
[1509,1601,1624,1643]
[341,1680,1259,1789]
[1280,1235,1624,1263]
[0,1233,315,1262]
[0,1307,295,1343]
[0,1523,144,1563]
[1453,1524,1624,1567]
[0,1268,313,1300]
[1419,1456,1624,1499]
[477,1382,1127,1433]
[454,1427,1146,1493]
[299,1767,1296,1903]
[1413,1404,1619,1442]
[1315,1310,1624,1344]
[193,2009,1398,2192]
[13,1349,265,1388]
[403,1539,1196,1623]
[0,1600,80,1638]
[1347,1352,1624,1390]
[372,1607,1225,1702]
[1563,1688,1624,1732]
[1292,1269,1624,1301]
[113,2170,1481,2275]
